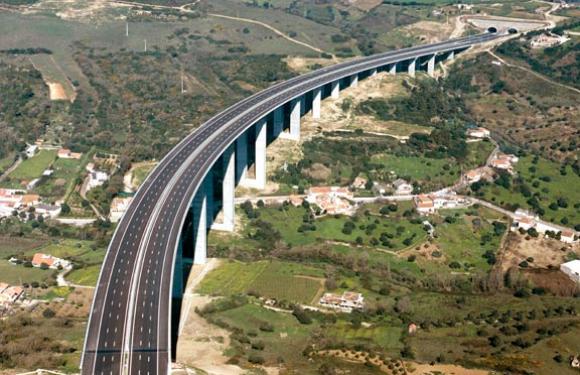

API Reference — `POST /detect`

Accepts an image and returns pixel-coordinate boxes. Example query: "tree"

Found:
[61,203,71,214]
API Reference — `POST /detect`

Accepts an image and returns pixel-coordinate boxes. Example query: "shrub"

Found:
[248,354,265,364]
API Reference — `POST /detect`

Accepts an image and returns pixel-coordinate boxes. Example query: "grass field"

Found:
[210,302,316,368]
[197,260,324,304]
[479,155,580,226]
[327,320,404,351]
[0,238,105,286]
[251,205,427,251]
[372,153,460,186]
[67,264,101,286]
[1,149,57,187]
[33,157,82,199]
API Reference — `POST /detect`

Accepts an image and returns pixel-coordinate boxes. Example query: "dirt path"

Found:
[207,13,333,58]
[486,50,580,95]
[0,156,21,183]
[176,259,245,375]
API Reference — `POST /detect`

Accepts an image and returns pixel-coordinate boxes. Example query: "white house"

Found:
[560,260,580,283]
[393,179,413,195]
[25,144,38,158]
[319,291,364,313]
[35,204,62,218]
[87,171,109,191]
[31,253,71,270]
[414,195,435,214]
[110,197,133,223]
[560,230,577,244]
[467,127,490,139]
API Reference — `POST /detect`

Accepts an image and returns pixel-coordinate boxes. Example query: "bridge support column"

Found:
[350,74,358,88]
[312,88,321,119]
[331,81,340,99]
[427,55,435,77]
[370,68,378,77]
[253,120,267,190]
[273,107,284,137]
[240,120,267,189]
[408,58,416,77]
[236,132,248,185]
[212,145,235,232]
[447,51,455,61]
[192,180,208,265]
[281,98,300,141]
[389,63,397,75]
[300,95,306,116]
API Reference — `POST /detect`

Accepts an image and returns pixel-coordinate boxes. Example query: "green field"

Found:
[197,260,324,304]
[33,157,82,199]
[479,155,580,226]
[0,237,105,286]
[29,54,76,100]
[249,205,426,251]
[67,264,101,286]
[1,149,57,187]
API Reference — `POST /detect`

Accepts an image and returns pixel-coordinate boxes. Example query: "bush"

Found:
[251,341,265,350]
[42,308,56,318]
[259,322,274,332]
[248,354,265,364]
[292,307,312,325]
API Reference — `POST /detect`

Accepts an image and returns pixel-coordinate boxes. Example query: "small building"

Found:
[515,216,536,231]
[491,153,518,173]
[393,179,413,195]
[319,291,364,313]
[467,127,490,139]
[571,356,580,369]
[465,169,483,183]
[351,176,368,190]
[35,204,62,218]
[0,285,23,304]
[110,197,133,223]
[408,323,418,335]
[31,253,71,270]
[57,148,82,160]
[560,230,577,244]
[530,33,567,49]
[25,144,38,158]
[20,194,40,207]
[560,260,580,283]
[288,195,304,207]
[414,194,435,214]
[87,171,109,191]
[307,187,354,215]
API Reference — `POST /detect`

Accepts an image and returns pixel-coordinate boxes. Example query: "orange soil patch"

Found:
[47,82,68,101]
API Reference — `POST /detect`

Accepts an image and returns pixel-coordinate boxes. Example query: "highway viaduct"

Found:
[82,32,503,375]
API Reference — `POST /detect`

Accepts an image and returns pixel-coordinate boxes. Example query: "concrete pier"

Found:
[192,180,208,265]
[331,81,340,99]
[312,88,321,119]
[281,97,301,140]
[350,74,359,88]
[236,132,248,185]
[212,145,235,232]
[389,63,397,75]
[408,58,416,77]
[427,55,435,77]
[370,68,378,77]
[273,107,284,137]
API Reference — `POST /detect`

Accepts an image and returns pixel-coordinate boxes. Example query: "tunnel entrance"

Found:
[487,27,498,33]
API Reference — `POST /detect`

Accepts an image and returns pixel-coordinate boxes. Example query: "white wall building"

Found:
[560,260,580,283]
[87,171,109,191]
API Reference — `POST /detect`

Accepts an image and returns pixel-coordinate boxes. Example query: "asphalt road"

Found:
[82,32,503,375]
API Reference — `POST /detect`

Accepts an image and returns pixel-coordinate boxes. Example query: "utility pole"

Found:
[144,39,147,52]
[126,22,129,37]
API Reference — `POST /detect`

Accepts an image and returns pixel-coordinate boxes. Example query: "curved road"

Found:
[82,32,502,375]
